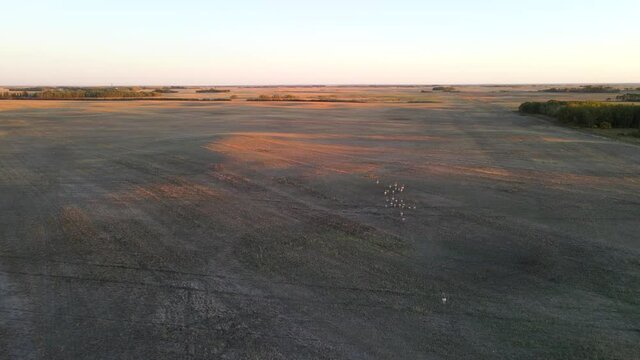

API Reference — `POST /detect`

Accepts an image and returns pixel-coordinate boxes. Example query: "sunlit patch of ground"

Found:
[206,132,385,175]
[0,100,78,111]
[0,99,221,114]
[81,100,212,112]
[206,131,640,191]
[228,132,442,142]
[361,134,444,141]
[240,100,447,110]
[541,136,601,143]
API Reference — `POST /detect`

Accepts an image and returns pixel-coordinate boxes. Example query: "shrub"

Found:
[599,121,612,129]
[153,88,178,94]
[519,100,567,116]
[251,94,299,101]
[432,86,456,92]
[196,88,230,93]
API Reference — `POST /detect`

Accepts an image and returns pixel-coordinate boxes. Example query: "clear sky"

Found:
[1,0,639,85]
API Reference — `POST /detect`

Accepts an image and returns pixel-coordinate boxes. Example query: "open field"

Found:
[1,87,639,359]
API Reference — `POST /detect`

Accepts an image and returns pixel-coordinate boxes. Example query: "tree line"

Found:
[519,100,640,128]
[539,85,620,93]
[615,94,640,102]
[1,87,159,99]
[195,88,231,93]
[423,86,457,92]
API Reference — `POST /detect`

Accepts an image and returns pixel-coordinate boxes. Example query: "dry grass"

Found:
[206,133,384,175]
[60,206,97,242]
[110,179,220,203]
[415,163,640,190]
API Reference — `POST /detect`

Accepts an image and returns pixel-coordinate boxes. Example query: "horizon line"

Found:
[3,82,640,88]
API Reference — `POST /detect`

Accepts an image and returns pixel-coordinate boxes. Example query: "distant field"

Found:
[3,84,640,104]
[1,86,639,359]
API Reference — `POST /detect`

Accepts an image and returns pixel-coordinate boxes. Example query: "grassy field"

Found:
[0,86,639,359]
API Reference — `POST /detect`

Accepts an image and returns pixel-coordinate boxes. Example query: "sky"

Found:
[1,0,639,85]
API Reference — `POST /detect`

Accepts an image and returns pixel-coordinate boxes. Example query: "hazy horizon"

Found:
[2,0,639,85]
[3,82,640,88]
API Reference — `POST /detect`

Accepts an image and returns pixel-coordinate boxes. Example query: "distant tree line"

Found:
[519,100,640,128]
[615,93,640,102]
[1,91,31,99]
[152,88,179,94]
[539,85,620,93]
[0,87,159,99]
[195,88,231,93]
[424,86,457,92]
[246,94,366,103]
[8,87,47,91]
[249,94,300,101]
